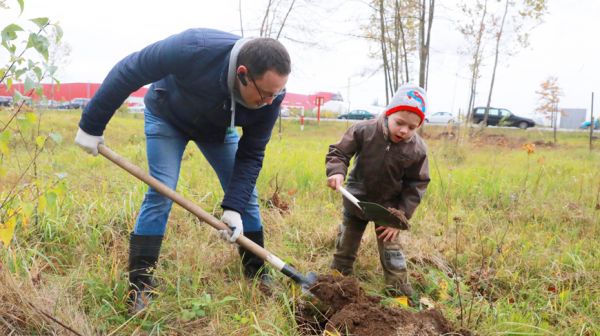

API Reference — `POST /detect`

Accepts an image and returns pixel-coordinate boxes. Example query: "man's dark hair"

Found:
[237,38,291,78]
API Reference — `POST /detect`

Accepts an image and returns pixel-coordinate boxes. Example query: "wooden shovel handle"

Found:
[97,144,269,261]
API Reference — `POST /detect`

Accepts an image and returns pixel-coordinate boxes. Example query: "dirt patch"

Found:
[532,140,555,147]
[296,275,473,336]
[471,134,515,147]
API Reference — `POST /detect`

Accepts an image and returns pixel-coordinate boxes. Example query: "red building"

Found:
[0,82,340,109]
[0,82,148,104]
[282,91,342,111]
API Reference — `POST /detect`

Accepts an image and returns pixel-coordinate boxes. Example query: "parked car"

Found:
[0,95,13,107]
[36,99,68,109]
[128,103,146,113]
[338,109,375,120]
[280,107,290,117]
[425,111,455,124]
[471,107,535,129]
[66,98,91,109]
[579,119,600,130]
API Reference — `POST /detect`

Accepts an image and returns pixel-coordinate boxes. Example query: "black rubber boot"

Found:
[128,233,163,314]
[238,230,273,293]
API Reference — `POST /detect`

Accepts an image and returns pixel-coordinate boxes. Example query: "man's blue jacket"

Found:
[79,28,283,214]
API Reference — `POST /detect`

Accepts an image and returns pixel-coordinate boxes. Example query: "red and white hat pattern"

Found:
[384,84,428,126]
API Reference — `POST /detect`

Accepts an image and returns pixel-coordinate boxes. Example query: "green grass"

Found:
[1,110,600,335]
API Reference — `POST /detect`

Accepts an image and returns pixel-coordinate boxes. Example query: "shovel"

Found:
[338,186,409,230]
[98,144,317,292]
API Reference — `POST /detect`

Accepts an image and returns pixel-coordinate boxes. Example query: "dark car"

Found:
[66,98,91,109]
[338,109,375,120]
[471,107,535,129]
[0,95,13,107]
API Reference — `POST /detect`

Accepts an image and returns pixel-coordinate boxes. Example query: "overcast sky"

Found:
[1,0,599,119]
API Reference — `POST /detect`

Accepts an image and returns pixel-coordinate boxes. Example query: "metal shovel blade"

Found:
[338,186,409,230]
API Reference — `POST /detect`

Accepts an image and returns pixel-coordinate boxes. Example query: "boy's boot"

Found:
[238,230,273,293]
[377,232,414,299]
[128,233,163,314]
[330,216,367,276]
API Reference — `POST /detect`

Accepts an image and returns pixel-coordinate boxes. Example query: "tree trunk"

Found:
[379,0,391,103]
[483,0,509,127]
[418,1,426,87]
[259,0,273,37]
[276,0,296,39]
[399,15,409,84]
[394,0,401,89]
[424,0,434,89]
[464,0,488,124]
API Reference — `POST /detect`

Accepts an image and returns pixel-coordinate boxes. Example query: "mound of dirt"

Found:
[296,275,473,336]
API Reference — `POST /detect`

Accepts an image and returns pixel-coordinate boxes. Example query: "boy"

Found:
[325,84,430,297]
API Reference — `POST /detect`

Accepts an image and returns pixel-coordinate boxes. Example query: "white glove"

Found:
[74,127,104,156]
[219,210,243,243]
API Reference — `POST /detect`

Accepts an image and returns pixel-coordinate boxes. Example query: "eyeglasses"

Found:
[248,72,285,102]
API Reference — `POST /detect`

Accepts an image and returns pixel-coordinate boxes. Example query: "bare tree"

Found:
[418,0,435,89]
[458,0,489,124]
[481,0,509,126]
[379,0,391,103]
[364,0,422,103]
[480,0,548,126]
[239,0,317,43]
[535,76,562,143]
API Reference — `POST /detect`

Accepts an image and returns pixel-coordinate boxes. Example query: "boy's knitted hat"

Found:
[384,84,428,125]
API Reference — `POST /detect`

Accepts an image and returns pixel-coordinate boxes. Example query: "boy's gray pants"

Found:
[330,209,409,291]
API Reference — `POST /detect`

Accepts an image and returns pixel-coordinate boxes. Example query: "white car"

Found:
[129,103,146,113]
[425,111,455,124]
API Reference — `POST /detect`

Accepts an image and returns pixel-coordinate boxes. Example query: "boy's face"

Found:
[387,111,421,143]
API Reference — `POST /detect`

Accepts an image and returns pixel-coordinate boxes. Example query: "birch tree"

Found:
[238,0,321,45]
[458,0,489,123]
[480,0,547,126]
[364,0,434,104]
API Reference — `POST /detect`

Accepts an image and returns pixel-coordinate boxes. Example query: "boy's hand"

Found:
[376,226,400,242]
[327,174,344,190]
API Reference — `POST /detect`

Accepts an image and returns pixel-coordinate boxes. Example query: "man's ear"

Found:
[237,65,248,86]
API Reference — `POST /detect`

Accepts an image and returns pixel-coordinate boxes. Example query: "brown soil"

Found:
[387,207,410,229]
[296,275,473,336]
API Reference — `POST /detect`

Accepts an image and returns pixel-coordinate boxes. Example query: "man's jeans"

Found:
[134,108,262,236]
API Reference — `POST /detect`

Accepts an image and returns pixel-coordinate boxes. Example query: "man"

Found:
[74,28,291,312]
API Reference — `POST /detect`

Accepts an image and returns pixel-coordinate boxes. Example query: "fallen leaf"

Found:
[393,296,409,307]
[0,212,17,247]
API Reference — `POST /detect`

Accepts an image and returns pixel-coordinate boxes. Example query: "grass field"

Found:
[1,110,599,335]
